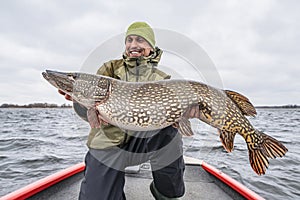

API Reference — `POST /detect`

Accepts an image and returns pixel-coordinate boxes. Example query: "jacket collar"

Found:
[122,47,163,69]
[114,47,163,80]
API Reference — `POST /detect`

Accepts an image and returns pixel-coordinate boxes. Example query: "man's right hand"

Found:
[58,90,72,101]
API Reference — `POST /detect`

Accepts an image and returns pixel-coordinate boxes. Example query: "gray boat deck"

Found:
[29,160,245,200]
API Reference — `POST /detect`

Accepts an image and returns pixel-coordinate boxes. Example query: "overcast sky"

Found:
[0,0,299,106]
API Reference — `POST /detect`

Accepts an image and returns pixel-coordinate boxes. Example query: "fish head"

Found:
[42,70,75,93]
[42,70,111,107]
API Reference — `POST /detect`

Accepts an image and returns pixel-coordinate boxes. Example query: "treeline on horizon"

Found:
[0,103,72,108]
[255,104,299,108]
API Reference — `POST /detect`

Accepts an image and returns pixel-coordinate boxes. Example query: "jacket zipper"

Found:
[136,59,140,82]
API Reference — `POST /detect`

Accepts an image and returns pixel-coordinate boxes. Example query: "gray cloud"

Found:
[0,0,299,105]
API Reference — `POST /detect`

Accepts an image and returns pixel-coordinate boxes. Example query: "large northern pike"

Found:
[42,70,287,175]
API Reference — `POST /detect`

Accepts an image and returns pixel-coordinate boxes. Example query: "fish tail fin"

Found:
[218,130,236,152]
[246,130,288,175]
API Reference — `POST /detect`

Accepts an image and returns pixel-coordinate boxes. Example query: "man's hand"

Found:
[58,90,72,101]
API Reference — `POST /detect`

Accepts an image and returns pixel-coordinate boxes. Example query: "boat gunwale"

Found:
[0,163,85,200]
[0,157,263,200]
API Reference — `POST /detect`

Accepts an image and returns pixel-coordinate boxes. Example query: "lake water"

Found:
[0,108,299,199]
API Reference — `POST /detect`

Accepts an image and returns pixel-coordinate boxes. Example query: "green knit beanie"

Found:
[125,22,156,48]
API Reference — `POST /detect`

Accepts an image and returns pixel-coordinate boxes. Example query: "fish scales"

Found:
[101,80,198,130]
[42,70,288,175]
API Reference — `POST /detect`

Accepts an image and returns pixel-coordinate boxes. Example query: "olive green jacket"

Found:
[87,48,170,149]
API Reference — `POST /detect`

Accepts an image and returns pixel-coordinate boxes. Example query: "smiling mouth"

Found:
[128,49,144,57]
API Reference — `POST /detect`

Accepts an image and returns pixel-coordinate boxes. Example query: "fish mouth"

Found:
[43,70,76,79]
[42,70,76,93]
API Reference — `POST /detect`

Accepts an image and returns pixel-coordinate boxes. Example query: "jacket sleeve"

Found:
[73,102,88,122]
[96,61,115,77]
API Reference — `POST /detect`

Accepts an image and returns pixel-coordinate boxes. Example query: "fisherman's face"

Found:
[125,35,153,58]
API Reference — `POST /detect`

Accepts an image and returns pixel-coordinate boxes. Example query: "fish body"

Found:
[42,70,288,175]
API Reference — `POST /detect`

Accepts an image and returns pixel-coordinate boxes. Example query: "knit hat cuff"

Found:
[125,22,156,48]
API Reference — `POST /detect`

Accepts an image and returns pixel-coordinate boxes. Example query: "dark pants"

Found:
[79,126,185,200]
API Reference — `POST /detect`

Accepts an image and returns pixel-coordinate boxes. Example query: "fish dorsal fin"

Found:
[176,117,194,137]
[225,90,257,116]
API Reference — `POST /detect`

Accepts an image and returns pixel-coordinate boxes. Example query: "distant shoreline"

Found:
[255,105,299,109]
[0,103,72,108]
[0,103,298,109]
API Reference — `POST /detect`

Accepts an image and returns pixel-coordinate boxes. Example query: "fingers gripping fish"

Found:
[42,70,288,175]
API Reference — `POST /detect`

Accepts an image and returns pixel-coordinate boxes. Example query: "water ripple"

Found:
[0,108,299,199]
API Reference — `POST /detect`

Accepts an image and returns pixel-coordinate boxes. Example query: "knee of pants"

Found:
[80,152,126,200]
[152,156,185,198]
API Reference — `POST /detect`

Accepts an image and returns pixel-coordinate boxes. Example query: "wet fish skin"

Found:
[42,70,288,175]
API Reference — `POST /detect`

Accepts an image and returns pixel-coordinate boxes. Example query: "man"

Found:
[60,22,185,200]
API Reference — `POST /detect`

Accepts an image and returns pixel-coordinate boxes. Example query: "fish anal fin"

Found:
[218,129,236,153]
[225,90,257,117]
[177,117,194,137]
[246,129,288,175]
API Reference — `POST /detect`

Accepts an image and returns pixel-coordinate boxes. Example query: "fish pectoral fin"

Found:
[87,106,103,128]
[225,90,257,117]
[177,117,194,137]
[218,129,236,152]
